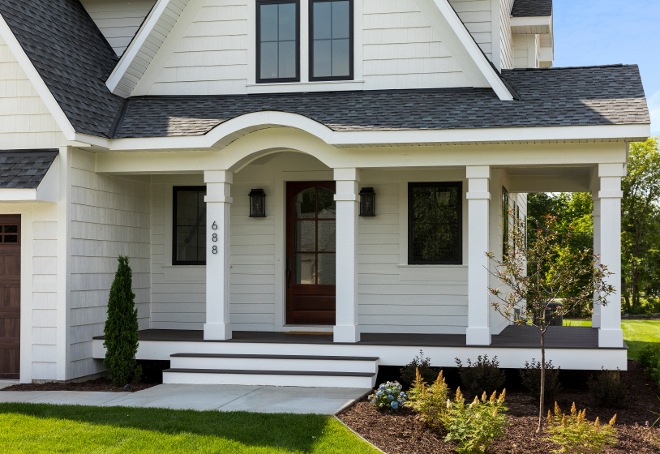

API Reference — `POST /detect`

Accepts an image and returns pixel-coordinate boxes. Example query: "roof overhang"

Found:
[0,155,59,203]
[511,15,552,35]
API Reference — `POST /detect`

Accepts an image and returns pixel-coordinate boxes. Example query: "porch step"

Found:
[163,353,379,388]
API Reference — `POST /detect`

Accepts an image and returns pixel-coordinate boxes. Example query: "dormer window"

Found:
[257,0,300,83]
[310,0,353,81]
[256,0,353,84]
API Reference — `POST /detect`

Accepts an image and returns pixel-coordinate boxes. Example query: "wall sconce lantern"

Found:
[249,189,266,218]
[359,187,376,217]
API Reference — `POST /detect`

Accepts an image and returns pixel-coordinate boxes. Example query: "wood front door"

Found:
[0,215,20,379]
[286,182,336,325]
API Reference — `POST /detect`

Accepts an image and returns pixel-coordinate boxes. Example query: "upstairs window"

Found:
[310,0,353,81]
[257,0,300,83]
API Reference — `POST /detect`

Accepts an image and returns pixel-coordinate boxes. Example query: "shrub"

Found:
[445,387,508,454]
[369,381,407,412]
[455,355,506,397]
[406,368,450,429]
[546,402,617,453]
[587,369,627,408]
[400,350,440,386]
[639,345,660,369]
[103,256,142,387]
[520,359,562,403]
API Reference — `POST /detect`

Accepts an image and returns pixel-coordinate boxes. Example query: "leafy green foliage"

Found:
[103,256,142,387]
[368,381,407,412]
[455,355,506,397]
[444,388,508,454]
[638,344,660,387]
[587,369,627,408]
[406,368,450,429]
[520,359,562,404]
[400,350,440,386]
[545,403,617,453]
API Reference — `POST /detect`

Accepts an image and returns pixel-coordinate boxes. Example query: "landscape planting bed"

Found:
[339,360,660,453]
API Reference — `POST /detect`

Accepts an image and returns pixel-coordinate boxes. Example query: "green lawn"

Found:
[0,404,379,454]
[564,319,660,360]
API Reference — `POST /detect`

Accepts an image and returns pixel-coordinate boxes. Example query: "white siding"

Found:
[150,0,249,96]
[499,0,513,69]
[0,35,65,149]
[513,34,539,69]
[448,0,492,60]
[81,0,157,57]
[68,149,151,378]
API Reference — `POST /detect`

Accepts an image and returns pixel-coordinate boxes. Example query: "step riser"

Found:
[170,357,378,373]
[163,372,376,388]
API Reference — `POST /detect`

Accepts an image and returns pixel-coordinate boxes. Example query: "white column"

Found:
[598,164,625,348]
[333,168,360,343]
[592,191,602,328]
[466,166,491,345]
[204,170,233,341]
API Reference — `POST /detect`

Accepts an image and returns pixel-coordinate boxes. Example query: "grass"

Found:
[564,319,660,360]
[0,403,379,454]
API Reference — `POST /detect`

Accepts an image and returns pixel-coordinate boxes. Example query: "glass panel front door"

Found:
[286,182,336,325]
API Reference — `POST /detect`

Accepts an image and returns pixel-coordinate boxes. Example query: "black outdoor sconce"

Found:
[359,187,376,217]
[249,189,266,217]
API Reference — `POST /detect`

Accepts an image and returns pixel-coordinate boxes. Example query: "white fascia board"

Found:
[511,16,552,34]
[105,0,174,97]
[0,14,76,140]
[0,189,38,202]
[413,0,513,101]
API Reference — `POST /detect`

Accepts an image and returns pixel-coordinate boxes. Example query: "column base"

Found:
[333,325,360,343]
[598,328,624,348]
[592,312,601,329]
[466,327,491,346]
[204,323,232,341]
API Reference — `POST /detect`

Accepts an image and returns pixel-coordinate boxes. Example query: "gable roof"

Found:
[113,65,649,138]
[512,0,553,17]
[0,150,59,189]
[0,0,123,138]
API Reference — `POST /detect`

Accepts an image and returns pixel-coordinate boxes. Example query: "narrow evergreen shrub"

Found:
[455,355,506,397]
[587,369,627,408]
[520,359,562,404]
[104,256,142,387]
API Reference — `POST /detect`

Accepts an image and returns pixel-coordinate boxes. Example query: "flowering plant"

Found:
[369,381,407,412]
[545,402,617,453]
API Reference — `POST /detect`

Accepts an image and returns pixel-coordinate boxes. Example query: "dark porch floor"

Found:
[94,326,626,350]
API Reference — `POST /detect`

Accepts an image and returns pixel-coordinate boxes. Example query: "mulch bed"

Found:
[2,378,157,393]
[339,360,660,453]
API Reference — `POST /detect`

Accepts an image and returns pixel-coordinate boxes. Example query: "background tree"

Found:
[622,137,660,313]
[104,256,142,387]
[487,214,613,433]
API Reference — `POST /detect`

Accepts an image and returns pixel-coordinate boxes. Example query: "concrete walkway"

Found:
[0,384,370,415]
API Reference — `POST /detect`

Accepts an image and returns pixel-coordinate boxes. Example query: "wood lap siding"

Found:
[0,215,20,379]
[69,150,151,378]
[499,0,513,69]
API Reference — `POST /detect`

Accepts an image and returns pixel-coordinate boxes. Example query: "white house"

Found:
[0,0,650,387]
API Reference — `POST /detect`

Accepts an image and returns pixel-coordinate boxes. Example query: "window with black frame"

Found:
[257,0,299,83]
[310,0,353,80]
[173,187,207,265]
[408,182,462,265]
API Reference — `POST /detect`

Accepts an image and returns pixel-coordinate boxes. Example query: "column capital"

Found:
[598,163,626,178]
[334,168,360,182]
[204,170,233,184]
[466,165,491,179]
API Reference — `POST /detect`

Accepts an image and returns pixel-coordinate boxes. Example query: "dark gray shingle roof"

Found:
[0,150,58,189]
[114,65,649,138]
[512,0,552,17]
[0,0,123,138]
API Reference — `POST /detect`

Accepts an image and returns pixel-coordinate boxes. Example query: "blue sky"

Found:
[552,0,659,135]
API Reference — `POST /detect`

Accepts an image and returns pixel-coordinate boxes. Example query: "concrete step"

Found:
[169,353,379,374]
[162,368,377,388]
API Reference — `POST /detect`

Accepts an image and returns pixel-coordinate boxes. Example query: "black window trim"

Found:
[309,0,354,82]
[172,186,207,266]
[256,0,301,84]
[408,182,463,265]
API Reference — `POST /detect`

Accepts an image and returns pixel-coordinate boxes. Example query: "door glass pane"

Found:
[317,220,336,251]
[313,2,332,39]
[332,1,350,39]
[318,253,336,285]
[295,221,316,251]
[3,235,17,243]
[295,253,316,284]
[317,188,336,218]
[295,188,317,218]
[4,225,17,233]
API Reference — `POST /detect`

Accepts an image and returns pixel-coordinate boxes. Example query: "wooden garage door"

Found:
[0,215,20,379]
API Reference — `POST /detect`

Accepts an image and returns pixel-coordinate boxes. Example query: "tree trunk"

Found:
[537,331,546,434]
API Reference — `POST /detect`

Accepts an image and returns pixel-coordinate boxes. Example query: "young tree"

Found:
[487,214,613,433]
[622,137,660,312]
[104,256,142,387]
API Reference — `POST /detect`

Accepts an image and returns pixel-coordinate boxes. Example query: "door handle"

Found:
[287,258,292,288]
